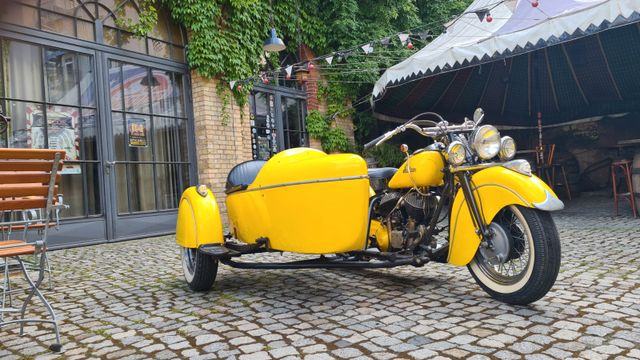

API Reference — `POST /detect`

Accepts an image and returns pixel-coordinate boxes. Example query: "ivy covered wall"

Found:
[131,0,471,151]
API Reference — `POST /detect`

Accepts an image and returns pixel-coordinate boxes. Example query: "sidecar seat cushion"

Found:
[368,167,397,180]
[225,160,267,194]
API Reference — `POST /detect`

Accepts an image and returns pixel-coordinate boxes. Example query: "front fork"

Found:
[457,172,492,240]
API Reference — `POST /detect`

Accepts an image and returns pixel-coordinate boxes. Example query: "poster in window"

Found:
[128,117,148,147]
[28,106,82,174]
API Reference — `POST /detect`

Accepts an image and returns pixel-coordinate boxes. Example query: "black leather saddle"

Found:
[368,167,397,180]
[225,160,266,194]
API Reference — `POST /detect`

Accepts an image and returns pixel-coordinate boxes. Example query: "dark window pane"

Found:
[126,114,152,161]
[86,162,102,215]
[0,3,38,28]
[40,0,78,14]
[151,69,174,115]
[47,105,80,161]
[112,112,125,161]
[104,26,119,47]
[177,118,188,162]
[172,46,185,63]
[45,49,79,105]
[3,40,44,101]
[41,11,75,37]
[79,55,95,107]
[180,163,190,192]
[120,32,146,53]
[173,73,185,117]
[60,170,85,218]
[154,117,177,162]
[81,108,97,160]
[115,164,129,214]
[5,101,45,149]
[156,164,179,210]
[148,38,170,59]
[151,11,172,42]
[123,64,150,113]
[109,61,123,110]
[170,22,184,45]
[77,20,95,42]
[129,164,156,212]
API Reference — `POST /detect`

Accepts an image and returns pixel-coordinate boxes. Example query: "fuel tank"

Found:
[226,148,370,254]
[388,150,445,189]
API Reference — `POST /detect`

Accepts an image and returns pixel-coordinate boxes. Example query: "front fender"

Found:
[448,166,563,266]
[176,186,224,249]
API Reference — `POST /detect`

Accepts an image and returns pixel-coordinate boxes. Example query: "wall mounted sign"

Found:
[128,117,148,147]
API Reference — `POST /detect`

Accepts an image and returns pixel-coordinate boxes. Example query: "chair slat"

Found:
[0,173,61,185]
[0,197,48,211]
[0,184,58,197]
[0,161,63,172]
[0,148,64,160]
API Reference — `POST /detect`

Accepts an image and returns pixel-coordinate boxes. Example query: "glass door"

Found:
[103,55,191,240]
[0,38,106,247]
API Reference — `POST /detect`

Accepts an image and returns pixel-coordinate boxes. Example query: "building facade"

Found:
[0,1,343,248]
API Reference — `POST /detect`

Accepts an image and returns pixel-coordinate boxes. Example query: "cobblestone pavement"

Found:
[1,195,639,359]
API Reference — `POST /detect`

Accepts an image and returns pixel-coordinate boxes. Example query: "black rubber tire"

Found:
[181,247,218,292]
[468,206,561,305]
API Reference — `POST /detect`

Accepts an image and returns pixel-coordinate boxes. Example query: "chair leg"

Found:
[17,255,60,349]
[561,166,572,200]
[624,164,637,218]
[612,166,619,216]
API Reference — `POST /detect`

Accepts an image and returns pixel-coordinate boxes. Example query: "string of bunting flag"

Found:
[228,0,541,90]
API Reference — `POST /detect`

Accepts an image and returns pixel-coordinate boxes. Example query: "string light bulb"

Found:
[407,40,414,49]
[486,13,493,22]
[531,0,539,7]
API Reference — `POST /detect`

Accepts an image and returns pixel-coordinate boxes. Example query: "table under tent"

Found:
[372,0,640,199]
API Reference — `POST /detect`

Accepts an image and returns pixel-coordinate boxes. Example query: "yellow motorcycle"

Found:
[176,109,562,305]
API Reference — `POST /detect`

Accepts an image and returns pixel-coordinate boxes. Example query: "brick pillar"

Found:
[191,72,252,221]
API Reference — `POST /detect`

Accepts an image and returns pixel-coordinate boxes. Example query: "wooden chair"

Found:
[0,148,64,352]
[539,144,572,200]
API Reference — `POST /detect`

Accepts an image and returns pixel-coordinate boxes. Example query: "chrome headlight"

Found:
[499,136,516,161]
[471,125,501,160]
[196,184,209,197]
[447,141,466,166]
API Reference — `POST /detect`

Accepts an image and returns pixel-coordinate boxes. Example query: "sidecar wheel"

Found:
[468,205,561,305]
[181,247,218,291]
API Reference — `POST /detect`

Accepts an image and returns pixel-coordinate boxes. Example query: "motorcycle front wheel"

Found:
[468,205,561,305]
[181,247,218,291]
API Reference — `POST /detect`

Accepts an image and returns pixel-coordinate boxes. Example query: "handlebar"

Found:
[364,132,388,150]
[364,118,477,149]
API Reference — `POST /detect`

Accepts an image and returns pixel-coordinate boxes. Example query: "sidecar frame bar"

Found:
[219,255,424,269]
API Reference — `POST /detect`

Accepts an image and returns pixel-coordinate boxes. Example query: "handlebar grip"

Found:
[364,133,387,150]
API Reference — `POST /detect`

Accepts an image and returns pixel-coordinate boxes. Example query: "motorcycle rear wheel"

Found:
[468,205,561,305]
[181,247,218,291]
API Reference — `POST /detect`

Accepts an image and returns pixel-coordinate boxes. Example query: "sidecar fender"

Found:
[448,166,563,266]
[176,186,224,249]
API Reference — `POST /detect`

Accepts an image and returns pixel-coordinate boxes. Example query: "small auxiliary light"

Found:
[400,144,409,153]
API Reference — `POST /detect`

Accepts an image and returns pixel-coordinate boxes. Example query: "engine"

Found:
[374,190,439,250]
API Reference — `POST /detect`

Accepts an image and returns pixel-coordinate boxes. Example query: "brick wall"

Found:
[191,71,252,221]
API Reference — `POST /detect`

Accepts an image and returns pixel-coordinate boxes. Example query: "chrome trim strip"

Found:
[238,175,369,193]
[450,162,501,172]
[532,189,565,211]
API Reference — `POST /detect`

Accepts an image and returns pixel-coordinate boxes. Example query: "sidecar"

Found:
[176,148,376,259]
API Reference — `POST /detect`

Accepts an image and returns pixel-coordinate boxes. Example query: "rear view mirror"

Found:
[473,108,485,125]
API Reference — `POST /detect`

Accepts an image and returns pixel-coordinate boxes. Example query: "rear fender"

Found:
[176,186,224,249]
[448,166,563,266]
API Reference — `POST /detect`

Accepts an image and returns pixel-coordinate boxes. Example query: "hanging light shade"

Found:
[263,28,286,52]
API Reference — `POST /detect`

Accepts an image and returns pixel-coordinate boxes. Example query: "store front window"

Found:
[1,40,101,218]
[249,88,308,160]
[0,1,193,245]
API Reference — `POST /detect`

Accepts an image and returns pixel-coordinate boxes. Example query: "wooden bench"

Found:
[0,148,64,352]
